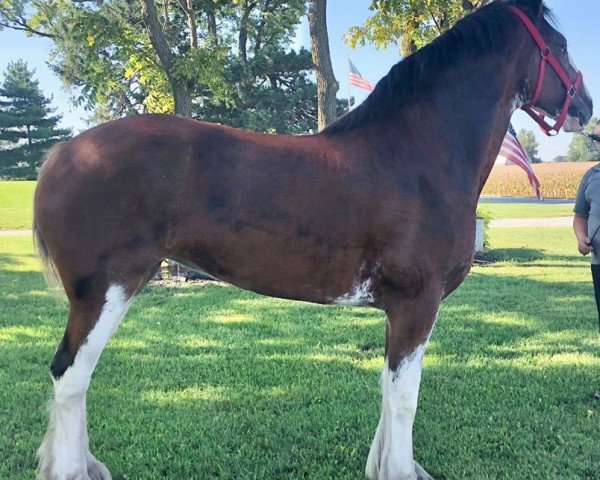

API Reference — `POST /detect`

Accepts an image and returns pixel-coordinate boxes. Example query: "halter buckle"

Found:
[540,47,551,58]
[567,85,576,98]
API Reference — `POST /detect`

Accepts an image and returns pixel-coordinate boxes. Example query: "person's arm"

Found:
[573,168,593,256]
[573,213,593,255]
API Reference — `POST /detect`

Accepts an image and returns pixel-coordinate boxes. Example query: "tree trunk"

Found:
[254,0,273,54]
[400,12,420,57]
[171,82,193,117]
[140,0,193,116]
[179,0,198,49]
[239,1,256,63]
[207,12,218,46]
[307,0,338,131]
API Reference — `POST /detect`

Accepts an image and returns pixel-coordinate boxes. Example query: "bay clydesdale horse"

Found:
[33,1,592,479]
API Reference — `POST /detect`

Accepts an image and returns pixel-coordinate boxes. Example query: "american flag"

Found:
[497,124,541,199]
[348,59,374,92]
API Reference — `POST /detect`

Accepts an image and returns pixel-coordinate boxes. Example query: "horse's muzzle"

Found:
[566,85,594,131]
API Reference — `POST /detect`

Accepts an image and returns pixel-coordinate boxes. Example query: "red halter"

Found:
[509,6,584,136]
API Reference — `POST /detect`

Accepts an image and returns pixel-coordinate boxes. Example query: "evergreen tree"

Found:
[0,60,71,179]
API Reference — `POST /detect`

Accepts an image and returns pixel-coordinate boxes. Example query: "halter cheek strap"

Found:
[509,6,584,136]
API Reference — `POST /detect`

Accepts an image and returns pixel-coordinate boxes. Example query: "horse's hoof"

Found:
[415,461,435,480]
[86,453,112,480]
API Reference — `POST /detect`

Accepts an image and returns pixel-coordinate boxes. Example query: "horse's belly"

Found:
[173,226,367,305]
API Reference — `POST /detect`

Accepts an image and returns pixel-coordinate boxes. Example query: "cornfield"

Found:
[482,162,596,198]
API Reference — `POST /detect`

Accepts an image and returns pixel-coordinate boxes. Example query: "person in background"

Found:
[573,121,600,328]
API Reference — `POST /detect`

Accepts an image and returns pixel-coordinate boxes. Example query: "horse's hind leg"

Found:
[37,275,140,480]
[365,285,440,480]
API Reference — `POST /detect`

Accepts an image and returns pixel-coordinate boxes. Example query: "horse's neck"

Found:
[431,60,521,201]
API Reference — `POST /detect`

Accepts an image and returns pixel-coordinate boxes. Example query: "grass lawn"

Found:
[0,181,36,230]
[478,201,575,220]
[1,228,599,479]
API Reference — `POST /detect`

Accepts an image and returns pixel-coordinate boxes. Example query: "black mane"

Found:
[323,0,553,136]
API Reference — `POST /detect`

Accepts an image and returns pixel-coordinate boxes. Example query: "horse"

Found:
[32,1,592,479]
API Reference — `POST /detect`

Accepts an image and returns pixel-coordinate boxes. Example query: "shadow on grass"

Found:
[487,247,546,262]
[487,247,593,268]
[0,252,39,268]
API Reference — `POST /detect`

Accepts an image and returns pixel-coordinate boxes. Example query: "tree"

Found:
[553,155,567,163]
[345,0,492,56]
[308,0,338,130]
[139,0,194,116]
[0,0,324,133]
[0,60,71,179]
[566,117,600,162]
[517,129,541,163]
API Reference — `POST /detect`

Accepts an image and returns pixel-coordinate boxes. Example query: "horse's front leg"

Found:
[365,285,440,480]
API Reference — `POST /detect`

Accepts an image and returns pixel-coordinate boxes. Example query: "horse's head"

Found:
[512,0,593,135]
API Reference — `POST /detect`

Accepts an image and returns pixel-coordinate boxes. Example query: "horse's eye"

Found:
[560,45,568,54]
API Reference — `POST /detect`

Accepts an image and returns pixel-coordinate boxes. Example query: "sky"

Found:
[0,0,599,162]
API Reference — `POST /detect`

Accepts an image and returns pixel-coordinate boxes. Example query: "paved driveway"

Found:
[0,229,32,236]
[490,217,572,228]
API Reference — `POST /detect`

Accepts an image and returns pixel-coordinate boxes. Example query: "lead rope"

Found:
[577,132,600,143]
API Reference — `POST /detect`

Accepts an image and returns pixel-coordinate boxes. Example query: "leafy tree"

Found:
[517,129,541,163]
[0,0,334,133]
[0,60,71,179]
[566,117,600,162]
[345,0,492,56]
[553,155,567,163]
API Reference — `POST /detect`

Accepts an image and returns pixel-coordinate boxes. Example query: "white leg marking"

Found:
[38,285,131,480]
[366,345,427,480]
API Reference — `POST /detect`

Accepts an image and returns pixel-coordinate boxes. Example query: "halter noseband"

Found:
[509,6,584,136]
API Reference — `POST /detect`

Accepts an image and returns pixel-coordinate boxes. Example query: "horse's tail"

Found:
[33,217,65,298]
[33,143,66,299]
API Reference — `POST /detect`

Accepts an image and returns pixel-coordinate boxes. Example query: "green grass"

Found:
[478,201,575,219]
[2,229,600,479]
[0,181,35,230]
